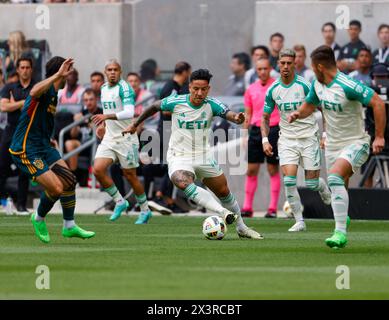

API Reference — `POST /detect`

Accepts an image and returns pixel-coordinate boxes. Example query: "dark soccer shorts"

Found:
[10,146,62,180]
[247,125,279,164]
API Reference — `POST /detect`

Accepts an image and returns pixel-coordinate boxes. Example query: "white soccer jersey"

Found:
[100,79,136,142]
[305,71,374,149]
[264,74,318,138]
[160,94,229,159]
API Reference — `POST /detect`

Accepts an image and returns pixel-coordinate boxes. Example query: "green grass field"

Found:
[1,214,388,299]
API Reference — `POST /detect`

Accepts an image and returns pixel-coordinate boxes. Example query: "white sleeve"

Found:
[116,103,135,120]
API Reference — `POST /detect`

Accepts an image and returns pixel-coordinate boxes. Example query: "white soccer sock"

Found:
[284,176,303,222]
[183,184,225,215]
[318,177,330,194]
[328,174,348,234]
[63,219,76,229]
[104,184,125,205]
[220,193,246,229]
[135,193,149,212]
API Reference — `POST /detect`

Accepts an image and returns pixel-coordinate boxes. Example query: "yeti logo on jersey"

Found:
[321,100,343,112]
[277,101,302,111]
[177,119,208,129]
[201,111,207,119]
[103,101,117,109]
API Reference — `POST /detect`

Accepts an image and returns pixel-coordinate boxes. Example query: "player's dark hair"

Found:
[174,61,191,74]
[190,69,213,83]
[16,57,33,69]
[251,45,270,57]
[45,56,66,78]
[232,52,251,71]
[349,20,362,29]
[310,45,336,68]
[270,32,284,41]
[90,71,104,80]
[127,72,140,79]
[377,23,389,33]
[358,47,372,56]
[322,22,336,32]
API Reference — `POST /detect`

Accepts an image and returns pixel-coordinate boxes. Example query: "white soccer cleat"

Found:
[147,200,173,215]
[288,221,306,232]
[237,227,264,240]
[222,209,238,225]
[319,189,332,205]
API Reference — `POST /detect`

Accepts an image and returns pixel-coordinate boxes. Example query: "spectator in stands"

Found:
[140,58,161,95]
[293,44,315,82]
[349,48,373,86]
[89,71,104,105]
[58,68,85,106]
[241,58,280,218]
[63,88,104,186]
[4,31,35,81]
[0,57,35,215]
[321,22,341,60]
[127,72,153,117]
[337,20,367,74]
[245,45,279,89]
[0,69,5,91]
[360,63,389,188]
[372,24,389,65]
[269,33,284,72]
[5,71,18,84]
[63,88,103,173]
[223,52,250,96]
[147,61,192,214]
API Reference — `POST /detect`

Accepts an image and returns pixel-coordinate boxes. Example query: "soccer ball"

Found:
[282,201,293,218]
[202,216,227,240]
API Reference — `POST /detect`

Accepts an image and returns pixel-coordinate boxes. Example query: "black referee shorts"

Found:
[248,125,279,164]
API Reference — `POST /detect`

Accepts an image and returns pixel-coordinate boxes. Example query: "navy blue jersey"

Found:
[10,85,57,154]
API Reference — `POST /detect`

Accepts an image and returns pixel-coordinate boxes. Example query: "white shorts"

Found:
[325,141,370,173]
[167,155,223,181]
[278,134,321,170]
[95,139,139,169]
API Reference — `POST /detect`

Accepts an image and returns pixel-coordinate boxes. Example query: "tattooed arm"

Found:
[261,112,273,156]
[122,100,162,135]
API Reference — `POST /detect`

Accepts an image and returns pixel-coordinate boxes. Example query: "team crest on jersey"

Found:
[355,85,363,93]
[334,93,340,101]
[294,92,300,99]
[33,159,44,170]
[201,111,207,119]
[179,112,186,118]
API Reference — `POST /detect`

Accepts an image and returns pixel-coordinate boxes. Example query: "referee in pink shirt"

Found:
[242,58,281,218]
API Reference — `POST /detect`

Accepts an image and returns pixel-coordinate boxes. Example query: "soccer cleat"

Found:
[109,200,129,221]
[16,205,30,216]
[148,200,173,215]
[288,220,306,232]
[62,225,95,239]
[241,209,253,218]
[319,189,332,205]
[135,210,152,224]
[222,209,238,225]
[31,212,50,243]
[237,226,264,239]
[325,230,348,249]
[264,210,277,218]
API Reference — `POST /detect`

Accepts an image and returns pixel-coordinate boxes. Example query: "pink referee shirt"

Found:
[244,78,280,127]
